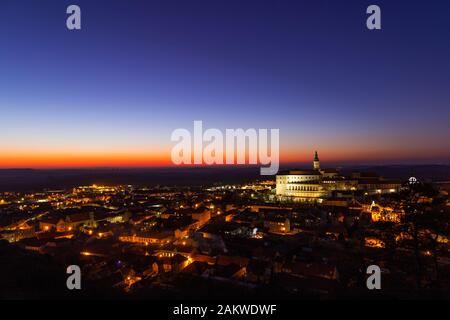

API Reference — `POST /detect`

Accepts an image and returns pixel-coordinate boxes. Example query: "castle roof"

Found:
[278,170,321,176]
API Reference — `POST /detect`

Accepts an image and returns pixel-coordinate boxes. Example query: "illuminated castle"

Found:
[276,151,401,201]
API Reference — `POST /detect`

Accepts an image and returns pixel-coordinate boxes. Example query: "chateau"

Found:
[276,151,401,201]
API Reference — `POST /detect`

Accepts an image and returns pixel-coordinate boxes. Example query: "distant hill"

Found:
[339,164,450,182]
[0,165,449,192]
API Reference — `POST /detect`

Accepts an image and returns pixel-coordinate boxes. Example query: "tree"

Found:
[398,182,449,291]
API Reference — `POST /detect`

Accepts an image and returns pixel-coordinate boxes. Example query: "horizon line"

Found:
[1,162,450,171]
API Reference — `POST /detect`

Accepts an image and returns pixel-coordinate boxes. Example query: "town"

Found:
[0,163,449,299]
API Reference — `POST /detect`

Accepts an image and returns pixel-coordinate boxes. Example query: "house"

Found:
[39,212,96,232]
[180,261,210,276]
[65,212,96,229]
[203,263,246,282]
[219,209,240,223]
[119,231,173,245]
[39,218,65,232]
[19,238,51,253]
[200,221,251,239]
[190,254,216,265]
[1,225,36,242]
[161,254,190,273]
[191,207,211,227]
[264,216,291,234]
[174,228,189,239]
[216,255,249,268]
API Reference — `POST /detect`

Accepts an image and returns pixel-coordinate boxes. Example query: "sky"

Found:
[0,0,449,168]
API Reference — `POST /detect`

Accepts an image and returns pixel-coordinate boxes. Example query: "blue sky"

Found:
[1,0,449,167]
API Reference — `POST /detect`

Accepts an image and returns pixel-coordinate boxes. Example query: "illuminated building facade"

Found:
[276,151,402,201]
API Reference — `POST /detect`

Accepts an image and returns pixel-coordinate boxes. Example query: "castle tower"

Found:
[313,151,320,170]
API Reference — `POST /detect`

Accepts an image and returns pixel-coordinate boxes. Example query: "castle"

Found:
[276,151,401,201]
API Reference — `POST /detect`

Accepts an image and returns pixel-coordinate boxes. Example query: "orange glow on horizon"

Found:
[0,146,447,169]
[0,150,172,168]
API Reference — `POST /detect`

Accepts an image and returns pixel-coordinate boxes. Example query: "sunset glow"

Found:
[1,1,449,169]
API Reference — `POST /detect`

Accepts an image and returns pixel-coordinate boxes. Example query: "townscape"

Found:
[1,162,449,299]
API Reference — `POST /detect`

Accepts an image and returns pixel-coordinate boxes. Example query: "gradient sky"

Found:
[1,0,450,168]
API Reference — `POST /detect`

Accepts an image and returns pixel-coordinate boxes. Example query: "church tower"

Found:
[313,151,320,170]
